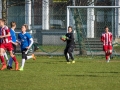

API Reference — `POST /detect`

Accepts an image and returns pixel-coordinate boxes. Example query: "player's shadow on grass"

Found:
[42,62,58,64]
[60,74,120,77]
[88,72,120,74]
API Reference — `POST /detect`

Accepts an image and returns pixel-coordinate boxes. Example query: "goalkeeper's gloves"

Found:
[66,37,69,40]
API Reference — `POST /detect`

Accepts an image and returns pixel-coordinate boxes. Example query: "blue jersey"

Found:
[18,32,32,50]
[10,28,16,43]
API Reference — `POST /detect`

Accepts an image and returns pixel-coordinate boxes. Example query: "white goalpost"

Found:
[67,6,120,38]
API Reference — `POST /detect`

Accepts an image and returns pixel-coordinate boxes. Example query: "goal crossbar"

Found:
[67,6,120,29]
[67,6,120,9]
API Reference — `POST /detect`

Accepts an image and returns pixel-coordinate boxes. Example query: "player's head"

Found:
[10,21,16,28]
[104,26,109,33]
[68,26,72,33]
[21,24,28,32]
[0,19,5,27]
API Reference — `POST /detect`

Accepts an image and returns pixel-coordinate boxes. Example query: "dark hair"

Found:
[104,26,109,29]
[23,24,28,30]
[68,26,72,30]
[0,19,5,23]
[10,21,16,27]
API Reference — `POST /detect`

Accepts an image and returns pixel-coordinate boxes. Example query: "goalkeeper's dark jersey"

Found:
[65,33,75,47]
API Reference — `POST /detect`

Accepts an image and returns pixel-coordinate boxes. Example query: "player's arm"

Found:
[25,37,34,54]
[66,33,74,41]
[27,38,34,49]
[101,35,104,42]
[0,32,11,38]
[110,34,113,42]
[10,29,17,45]
[12,41,18,46]
[17,34,21,45]
[25,38,33,54]
[26,34,34,49]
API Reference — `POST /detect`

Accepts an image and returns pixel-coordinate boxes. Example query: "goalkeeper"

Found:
[63,26,75,64]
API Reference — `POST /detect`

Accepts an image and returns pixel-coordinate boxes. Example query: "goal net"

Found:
[67,6,120,56]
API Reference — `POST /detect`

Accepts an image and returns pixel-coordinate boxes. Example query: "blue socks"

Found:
[8,57,13,67]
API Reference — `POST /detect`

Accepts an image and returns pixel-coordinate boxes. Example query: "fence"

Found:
[3,0,120,56]
[6,0,73,56]
[67,6,120,56]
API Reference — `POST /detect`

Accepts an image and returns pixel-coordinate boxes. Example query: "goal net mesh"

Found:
[67,6,120,56]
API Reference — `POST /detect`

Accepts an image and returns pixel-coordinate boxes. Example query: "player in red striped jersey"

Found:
[0,19,19,70]
[101,26,113,63]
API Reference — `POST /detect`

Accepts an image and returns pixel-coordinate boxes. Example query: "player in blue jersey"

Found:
[18,24,36,71]
[7,22,18,70]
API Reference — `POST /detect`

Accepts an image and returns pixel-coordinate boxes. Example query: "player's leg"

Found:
[8,44,16,69]
[107,45,112,61]
[105,46,112,63]
[3,52,9,64]
[26,54,36,60]
[7,57,13,69]
[19,50,27,71]
[103,45,109,62]
[105,51,109,61]
[6,43,19,70]
[106,50,112,62]
[64,48,70,63]
[68,46,75,63]
[9,51,19,70]
[0,48,7,70]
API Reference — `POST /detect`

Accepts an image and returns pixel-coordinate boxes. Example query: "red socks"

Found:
[105,53,109,60]
[0,56,6,65]
[105,52,112,60]
[12,56,18,64]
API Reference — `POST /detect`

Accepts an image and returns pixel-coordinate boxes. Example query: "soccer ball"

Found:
[60,35,66,41]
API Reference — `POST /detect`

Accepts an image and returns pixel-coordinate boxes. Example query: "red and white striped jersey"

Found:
[101,32,112,46]
[0,25,11,43]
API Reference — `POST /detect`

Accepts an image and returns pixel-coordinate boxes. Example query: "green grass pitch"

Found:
[0,56,120,90]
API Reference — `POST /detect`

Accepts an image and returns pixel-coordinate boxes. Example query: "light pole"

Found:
[25,0,32,30]
[72,0,75,6]
[42,0,49,30]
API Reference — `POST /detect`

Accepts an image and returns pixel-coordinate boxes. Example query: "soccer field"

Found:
[0,56,120,90]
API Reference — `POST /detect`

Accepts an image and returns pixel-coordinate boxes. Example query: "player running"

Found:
[7,21,18,70]
[64,26,75,64]
[18,24,36,71]
[101,26,113,63]
[0,19,19,70]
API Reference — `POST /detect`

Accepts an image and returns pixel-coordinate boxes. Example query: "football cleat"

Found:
[72,60,75,64]
[0,64,7,70]
[7,65,13,70]
[19,67,23,71]
[32,54,36,60]
[67,62,71,64]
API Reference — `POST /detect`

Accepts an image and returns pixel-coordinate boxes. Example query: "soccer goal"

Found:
[67,6,120,56]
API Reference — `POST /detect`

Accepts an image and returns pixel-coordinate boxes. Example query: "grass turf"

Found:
[0,56,120,90]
